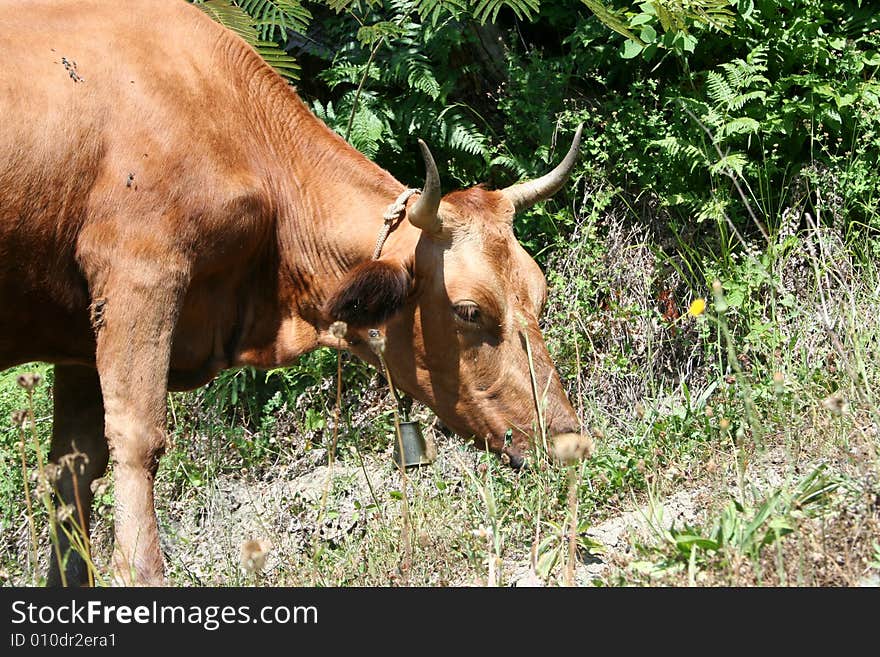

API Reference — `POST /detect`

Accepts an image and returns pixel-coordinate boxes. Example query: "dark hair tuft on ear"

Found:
[325,260,412,327]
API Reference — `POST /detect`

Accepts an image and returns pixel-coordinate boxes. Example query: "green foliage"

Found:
[194,0,303,78]
[472,0,540,23]
[188,0,880,257]
[0,365,53,526]
[614,0,735,59]
[644,466,838,573]
[237,0,311,39]
[305,2,499,175]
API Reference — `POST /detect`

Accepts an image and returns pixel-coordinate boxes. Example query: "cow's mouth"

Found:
[502,447,525,469]
[432,418,528,469]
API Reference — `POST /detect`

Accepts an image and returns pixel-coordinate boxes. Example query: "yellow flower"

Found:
[688,298,706,317]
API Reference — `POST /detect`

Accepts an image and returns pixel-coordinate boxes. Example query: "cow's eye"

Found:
[453,301,481,325]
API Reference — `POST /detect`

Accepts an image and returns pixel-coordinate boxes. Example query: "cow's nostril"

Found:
[503,448,525,469]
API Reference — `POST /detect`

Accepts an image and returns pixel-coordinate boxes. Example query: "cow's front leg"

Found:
[93,269,184,586]
[47,365,108,587]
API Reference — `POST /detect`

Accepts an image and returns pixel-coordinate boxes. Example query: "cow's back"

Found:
[0,0,275,368]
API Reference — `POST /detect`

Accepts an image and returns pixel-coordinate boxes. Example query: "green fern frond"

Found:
[254,41,301,77]
[400,103,489,159]
[719,60,767,91]
[347,105,386,157]
[195,1,301,80]
[701,105,723,130]
[719,60,746,89]
[747,44,769,68]
[404,57,441,99]
[445,117,488,156]
[197,0,258,40]
[688,0,736,33]
[649,136,705,170]
[383,45,442,99]
[310,99,337,124]
[357,20,406,46]
[237,0,311,40]
[580,0,643,44]
[706,71,734,106]
[695,196,730,223]
[325,0,383,12]
[720,117,760,138]
[415,0,469,25]
[648,135,680,157]
[473,0,540,24]
[643,0,736,35]
[727,90,767,112]
[490,153,530,179]
[321,61,382,86]
[709,152,747,177]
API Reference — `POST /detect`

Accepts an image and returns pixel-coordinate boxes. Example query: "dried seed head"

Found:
[241,538,271,575]
[42,463,62,484]
[635,458,646,474]
[634,403,645,419]
[706,459,718,474]
[366,328,386,355]
[704,405,714,417]
[472,526,492,540]
[35,478,52,498]
[90,477,110,497]
[11,410,28,429]
[719,418,731,431]
[773,371,785,395]
[551,433,595,465]
[820,395,847,416]
[55,504,76,524]
[16,372,42,390]
[417,532,431,548]
[329,320,348,340]
[59,449,89,474]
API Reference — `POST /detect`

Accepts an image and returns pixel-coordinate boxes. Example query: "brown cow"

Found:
[0,0,589,586]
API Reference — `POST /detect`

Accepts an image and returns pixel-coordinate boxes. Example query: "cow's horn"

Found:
[501,123,584,212]
[408,139,442,233]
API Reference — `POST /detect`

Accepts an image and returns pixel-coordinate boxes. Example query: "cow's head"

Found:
[327,126,590,467]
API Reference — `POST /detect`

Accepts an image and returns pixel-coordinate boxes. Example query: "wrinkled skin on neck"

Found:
[338,187,580,465]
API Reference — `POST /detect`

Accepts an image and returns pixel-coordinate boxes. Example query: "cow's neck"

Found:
[235,75,420,368]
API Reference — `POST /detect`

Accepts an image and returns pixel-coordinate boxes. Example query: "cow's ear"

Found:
[325,260,412,328]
